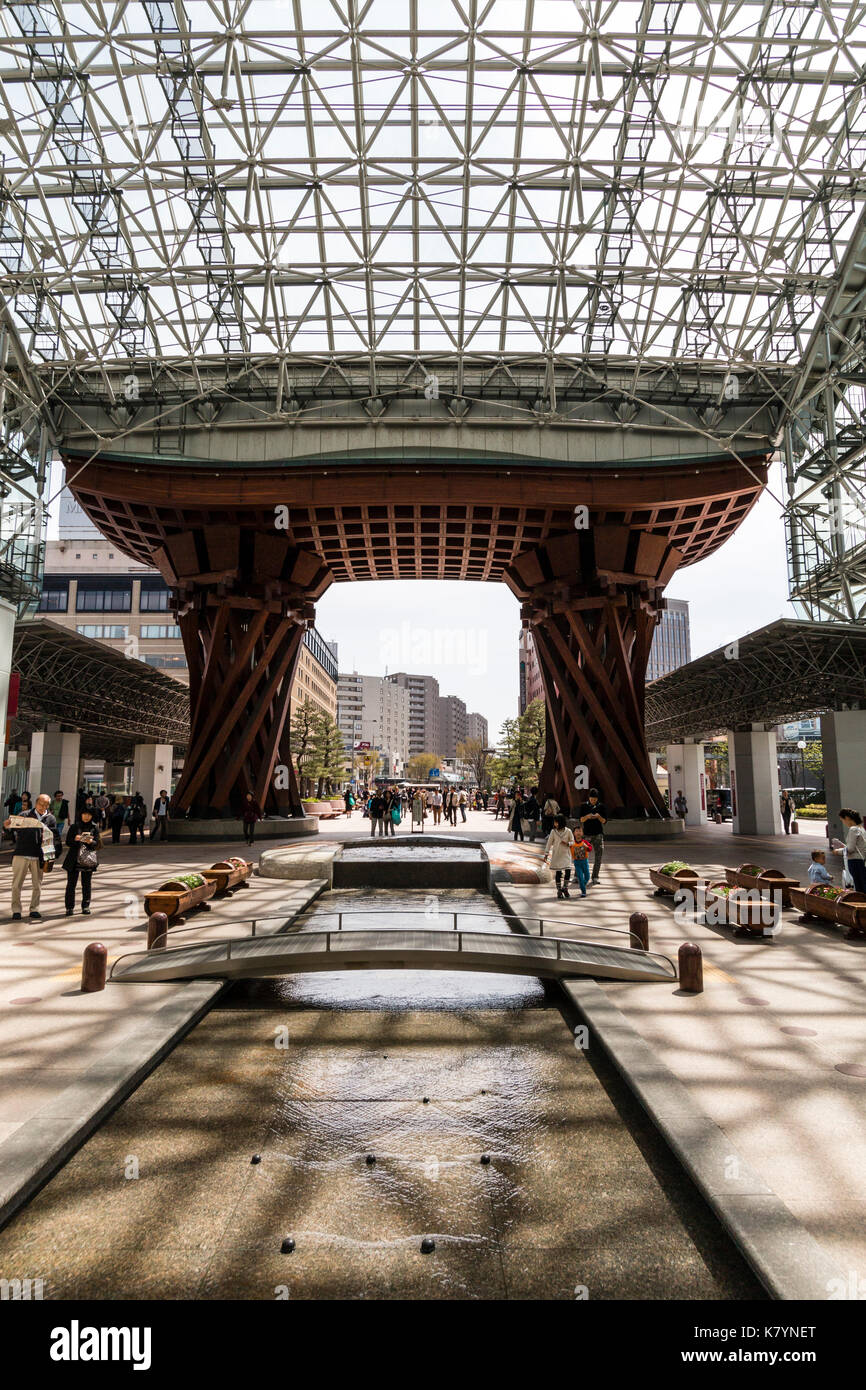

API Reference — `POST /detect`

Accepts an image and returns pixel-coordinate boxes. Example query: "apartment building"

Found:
[385,671,440,756]
[467,711,489,746]
[337,672,410,776]
[438,693,468,760]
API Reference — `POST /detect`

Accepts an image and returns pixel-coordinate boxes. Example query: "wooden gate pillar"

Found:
[154,527,333,819]
[505,527,682,817]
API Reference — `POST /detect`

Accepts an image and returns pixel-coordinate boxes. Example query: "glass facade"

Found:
[75,580,132,612]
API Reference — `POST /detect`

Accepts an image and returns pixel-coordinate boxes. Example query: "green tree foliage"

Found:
[495,699,546,785]
[310,710,347,795]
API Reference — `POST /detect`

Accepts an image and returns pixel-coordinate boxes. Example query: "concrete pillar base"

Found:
[133,744,173,822]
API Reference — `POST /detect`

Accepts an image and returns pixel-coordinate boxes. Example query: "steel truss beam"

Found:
[0,1,861,391]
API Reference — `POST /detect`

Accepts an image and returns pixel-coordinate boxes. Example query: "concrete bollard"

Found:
[714,812,722,824]
[791,821,799,835]
[146,911,168,950]
[678,942,703,993]
[629,911,649,952]
[81,942,108,993]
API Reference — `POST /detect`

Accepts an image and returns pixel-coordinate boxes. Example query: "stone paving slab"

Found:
[0,837,324,1227]
[495,819,866,1286]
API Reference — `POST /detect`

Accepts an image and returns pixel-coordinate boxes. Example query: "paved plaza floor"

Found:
[0,809,862,1288]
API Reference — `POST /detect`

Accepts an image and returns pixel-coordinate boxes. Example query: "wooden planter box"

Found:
[649,866,705,896]
[144,877,216,922]
[789,885,866,938]
[706,881,773,936]
[724,864,799,908]
[202,857,253,894]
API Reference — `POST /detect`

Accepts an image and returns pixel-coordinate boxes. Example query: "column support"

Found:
[152,526,333,818]
[665,742,706,826]
[29,729,81,801]
[505,526,681,816]
[822,710,866,843]
[729,728,783,836]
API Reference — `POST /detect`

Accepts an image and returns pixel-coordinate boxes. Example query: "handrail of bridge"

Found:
[109,920,677,981]
[174,907,645,947]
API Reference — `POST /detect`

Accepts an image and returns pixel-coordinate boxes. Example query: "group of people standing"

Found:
[2,783,173,921]
[492,783,608,900]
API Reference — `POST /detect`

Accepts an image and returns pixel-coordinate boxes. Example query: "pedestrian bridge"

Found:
[110,927,677,985]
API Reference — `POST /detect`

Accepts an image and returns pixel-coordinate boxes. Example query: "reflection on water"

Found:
[231,889,546,1012]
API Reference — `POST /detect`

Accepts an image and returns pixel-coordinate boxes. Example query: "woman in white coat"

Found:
[544,813,575,899]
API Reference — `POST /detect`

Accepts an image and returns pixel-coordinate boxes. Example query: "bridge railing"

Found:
[109,920,677,980]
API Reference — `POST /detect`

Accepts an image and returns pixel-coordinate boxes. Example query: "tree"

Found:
[290,698,319,797]
[495,699,546,786]
[406,752,440,781]
[520,699,546,782]
[457,737,492,789]
[311,710,346,795]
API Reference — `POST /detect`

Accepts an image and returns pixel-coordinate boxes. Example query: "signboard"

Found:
[699,772,705,811]
[429,767,440,777]
[58,487,101,539]
[7,672,19,718]
[354,741,371,750]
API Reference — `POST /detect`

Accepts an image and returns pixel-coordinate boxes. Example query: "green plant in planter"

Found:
[160,872,206,891]
[739,864,763,876]
[710,883,732,896]
[810,884,843,901]
[660,860,691,876]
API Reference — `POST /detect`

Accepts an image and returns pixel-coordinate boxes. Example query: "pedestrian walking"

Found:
[780,791,796,835]
[458,788,468,823]
[577,789,607,885]
[544,814,576,899]
[344,787,355,817]
[673,790,688,820]
[241,791,262,846]
[369,790,386,837]
[508,789,525,841]
[386,788,401,835]
[571,836,591,897]
[108,796,127,844]
[151,790,170,841]
[4,792,56,921]
[63,805,102,916]
[128,794,146,845]
[522,787,541,842]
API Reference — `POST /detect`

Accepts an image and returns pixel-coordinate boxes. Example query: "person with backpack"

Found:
[63,804,102,916]
[344,787,356,817]
[544,814,576,900]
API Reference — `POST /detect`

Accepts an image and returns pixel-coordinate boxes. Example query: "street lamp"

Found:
[797,739,807,802]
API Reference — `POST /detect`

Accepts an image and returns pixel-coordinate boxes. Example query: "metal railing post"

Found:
[540,918,544,936]
[226,939,231,961]
[338,913,342,931]
[454,912,458,931]
[326,932,331,953]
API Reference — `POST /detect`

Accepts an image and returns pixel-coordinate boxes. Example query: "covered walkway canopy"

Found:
[10,618,189,761]
[645,619,866,745]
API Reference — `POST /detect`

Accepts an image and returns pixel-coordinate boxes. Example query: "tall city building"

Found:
[385,672,440,755]
[438,694,468,760]
[646,599,691,682]
[337,672,410,775]
[38,539,338,720]
[466,712,489,746]
[518,628,545,714]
